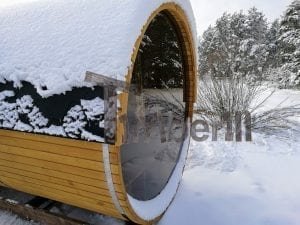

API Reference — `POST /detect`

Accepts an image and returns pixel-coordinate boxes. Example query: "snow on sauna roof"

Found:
[0,0,196,97]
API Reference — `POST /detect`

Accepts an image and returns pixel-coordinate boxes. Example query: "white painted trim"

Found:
[103,144,125,215]
[127,120,191,220]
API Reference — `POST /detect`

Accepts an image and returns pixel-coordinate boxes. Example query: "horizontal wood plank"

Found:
[0,144,105,171]
[0,135,119,164]
[0,164,124,200]
[0,176,124,219]
[0,145,119,175]
[0,151,120,183]
[0,170,127,207]
[0,129,102,151]
[0,157,122,187]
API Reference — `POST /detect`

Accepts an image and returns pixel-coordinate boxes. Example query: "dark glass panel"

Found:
[121,12,187,201]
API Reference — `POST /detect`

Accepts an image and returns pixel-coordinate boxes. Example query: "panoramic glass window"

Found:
[121,12,187,201]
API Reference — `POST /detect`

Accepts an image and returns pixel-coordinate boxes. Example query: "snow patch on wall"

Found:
[0,90,105,142]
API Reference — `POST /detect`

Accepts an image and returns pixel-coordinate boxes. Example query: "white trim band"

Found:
[103,144,125,215]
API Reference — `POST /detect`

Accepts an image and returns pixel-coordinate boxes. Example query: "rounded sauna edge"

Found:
[116,6,197,224]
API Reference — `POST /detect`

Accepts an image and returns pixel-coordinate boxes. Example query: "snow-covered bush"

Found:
[277,0,300,88]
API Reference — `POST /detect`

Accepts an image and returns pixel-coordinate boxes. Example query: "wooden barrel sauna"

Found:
[0,0,197,224]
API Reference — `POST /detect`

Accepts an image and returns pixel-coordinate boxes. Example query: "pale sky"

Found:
[190,0,292,34]
[0,0,292,35]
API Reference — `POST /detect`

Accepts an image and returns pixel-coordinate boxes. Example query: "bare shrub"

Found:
[196,74,300,139]
[196,74,263,126]
[252,105,300,138]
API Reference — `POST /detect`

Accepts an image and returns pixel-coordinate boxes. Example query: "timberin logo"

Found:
[85,72,252,144]
[191,112,252,142]
[120,110,253,144]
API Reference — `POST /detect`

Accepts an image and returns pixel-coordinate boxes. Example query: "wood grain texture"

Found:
[0,129,125,220]
[0,135,117,163]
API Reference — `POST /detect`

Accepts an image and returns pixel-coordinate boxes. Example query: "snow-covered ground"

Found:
[160,88,300,225]
[1,88,300,225]
[0,212,38,225]
[161,136,300,225]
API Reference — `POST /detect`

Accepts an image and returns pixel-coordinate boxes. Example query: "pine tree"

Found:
[136,13,184,89]
[266,19,280,68]
[229,11,247,76]
[277,0,300,88]
[238,7,269,81]
[199,13,246,78]
[198,25,217,76]
[264,19,281,83]
[245,7,268,41]
[198,8,269,82]
[215,13,239,77]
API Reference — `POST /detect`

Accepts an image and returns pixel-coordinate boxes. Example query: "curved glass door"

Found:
[121,12,187,201]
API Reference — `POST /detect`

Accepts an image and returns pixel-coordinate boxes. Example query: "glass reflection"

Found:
[121,12,187,201]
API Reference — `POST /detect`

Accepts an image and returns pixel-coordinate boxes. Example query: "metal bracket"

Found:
[84,71,129,144]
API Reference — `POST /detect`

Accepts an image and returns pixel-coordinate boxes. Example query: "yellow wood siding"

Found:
[0,129,125,220]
